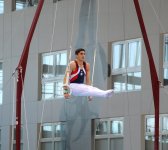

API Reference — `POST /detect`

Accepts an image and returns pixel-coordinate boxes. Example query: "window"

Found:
[41,50,67,100]
[93,118,124,150]
[0,0,4,14]
[0,62,3,105]
[111,39,141,92]
[145,115,168,150]
[0,128,1,150]
[14,0,38,11]
[53,0,61,3]
[163,34,168,86]
[40,122,66,150]
[12,126,24,150]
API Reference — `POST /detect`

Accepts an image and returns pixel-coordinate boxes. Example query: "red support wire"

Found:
[15,0,44,150]
[133,0,160,150]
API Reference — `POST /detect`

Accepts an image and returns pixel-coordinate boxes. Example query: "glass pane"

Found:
[54,141,66,150]
[0,90,2,105]
[164,35,168,63]
[0,0,4,14]
[162,117,168,132]
[112,74,126,92]
[128,40,141,67]
[13,143,23,150]
[111,120,123,134]
[42,125,52,138]
[16,0,38,10]
[95,139,108,150]
[162,135,168,150]
[0,129,1,143]
[41,142,52,150]
[110,138,123,150]
[0,63,3,85]
[145,135,154,150]
[54,124,65,137]
[127,72,141,91]
[146,117,155,133]
[55,81,63,97]
[163,68,168,86]
[42,55,54,78]
[112,44,125,69]
[42,83,54,99]
[95,120,108,135]
[13,127,23,140]
[55,53,67,76]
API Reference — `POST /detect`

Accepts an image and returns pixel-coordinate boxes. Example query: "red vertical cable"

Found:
[133,0,160,150]
[15,0,44,150]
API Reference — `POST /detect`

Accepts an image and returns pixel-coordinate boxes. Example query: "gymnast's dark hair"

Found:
[75,48,85,55]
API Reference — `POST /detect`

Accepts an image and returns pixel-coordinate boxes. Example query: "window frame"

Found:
[40,122,66,150]
[12,125,24,150]
[145,114,168,150]
[163,33,168,86]
[93,117,124,150]
[0,61,3,105]
[111,38,142,92]
[0,128,1,150]
[13,0,39,11]
[0,0,4,14]
[40,50,68,100]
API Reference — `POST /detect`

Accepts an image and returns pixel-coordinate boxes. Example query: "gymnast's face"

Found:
[76,51,85,61]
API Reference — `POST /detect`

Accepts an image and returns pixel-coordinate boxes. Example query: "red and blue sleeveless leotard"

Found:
[70,60,86,84]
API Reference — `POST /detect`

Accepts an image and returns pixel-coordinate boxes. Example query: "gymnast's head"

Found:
[75,48,86,61]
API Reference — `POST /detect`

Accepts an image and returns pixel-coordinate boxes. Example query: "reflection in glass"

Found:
[112,44,125,70]
[42,125,52,138]
[55,81,63,97]
[95,120,108,135]
[127,72,141,91]
[164,69,168,86]
[42,55,54,78]
[146,117,155,133]
[111,120,123,134]
[42,83,54,99]
[162,117,168,132]
[164,35,168,63]
[55,53,67,76]
[54,124,66,137]
[0,0,4,14]
[128,41,141,67]
[112,74,126,92]
[16,0,38,10]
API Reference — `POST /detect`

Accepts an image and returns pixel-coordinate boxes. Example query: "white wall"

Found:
[0,0,168,150]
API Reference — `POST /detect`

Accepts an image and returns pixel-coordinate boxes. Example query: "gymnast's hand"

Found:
[88,96,93,101]
[63,86,71,99]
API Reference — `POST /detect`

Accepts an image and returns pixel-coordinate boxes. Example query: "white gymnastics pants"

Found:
[69,83,113,98]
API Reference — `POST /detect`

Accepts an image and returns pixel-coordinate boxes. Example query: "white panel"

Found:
[0,15,3,59]
[142,0,160,35]
[52,2,68,50]
[12,11,25,57]
[24,7,39,54]
[3,13,12,59]
[3,59,12,104]
[108,0,124,41]
[38,4,54,53]
[24,54,39,101]
[160,0,168,32]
